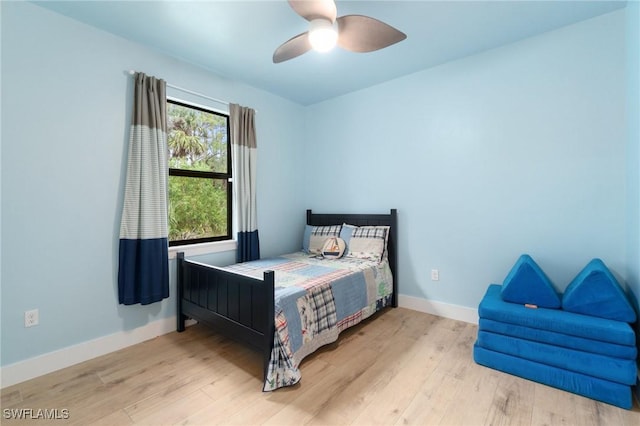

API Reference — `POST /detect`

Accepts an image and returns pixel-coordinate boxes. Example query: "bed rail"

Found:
[176,252,275,380]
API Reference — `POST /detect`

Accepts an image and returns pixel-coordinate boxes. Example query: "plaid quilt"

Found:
[223,252,393,390]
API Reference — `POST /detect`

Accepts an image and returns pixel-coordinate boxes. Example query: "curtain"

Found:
[230,103,260,262]
[118,72,169,305]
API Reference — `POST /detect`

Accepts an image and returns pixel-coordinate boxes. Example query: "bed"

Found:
[176,209,397,390]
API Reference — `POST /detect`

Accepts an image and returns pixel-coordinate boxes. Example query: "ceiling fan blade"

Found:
[288,0,337,22]
[273,32,312,63]
[337,15,407,53]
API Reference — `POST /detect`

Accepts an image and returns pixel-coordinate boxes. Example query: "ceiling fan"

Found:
[273,0,407,63]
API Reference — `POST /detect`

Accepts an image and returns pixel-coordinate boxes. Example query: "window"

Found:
[167,99,231,246]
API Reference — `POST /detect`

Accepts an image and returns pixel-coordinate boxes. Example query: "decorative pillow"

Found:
[339,223,357,252]
[345,225,389,262]
[562,258,636,323]
[303,224,342,254]
[321,237,346,259]
[501,254,561,309]
[302,225,313,253]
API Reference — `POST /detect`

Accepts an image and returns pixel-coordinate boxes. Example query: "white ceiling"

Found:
[32,1,627,105]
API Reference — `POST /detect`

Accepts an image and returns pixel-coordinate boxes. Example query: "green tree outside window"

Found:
[167,100,231,245]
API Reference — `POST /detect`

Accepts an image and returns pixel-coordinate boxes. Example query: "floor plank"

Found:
[395,370,462,425]
[483,373,535,426]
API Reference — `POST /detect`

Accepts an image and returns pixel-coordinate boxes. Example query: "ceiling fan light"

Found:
[308,19,338,52]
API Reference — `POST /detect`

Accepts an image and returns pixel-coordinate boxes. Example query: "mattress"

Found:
[473,344,632,409]
[479,285,635,346]
[476,331,636,385]
[479,318,637,359]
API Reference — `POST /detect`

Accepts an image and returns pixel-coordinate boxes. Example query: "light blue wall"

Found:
[1,2,636,369]
[304,10,628,309]
[0,2,306,366]
[625,2,640,338]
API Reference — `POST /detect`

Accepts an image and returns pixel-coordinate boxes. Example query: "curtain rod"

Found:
[128,70,229,106]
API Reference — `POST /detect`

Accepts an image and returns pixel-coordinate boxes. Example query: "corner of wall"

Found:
[625,1,640,354]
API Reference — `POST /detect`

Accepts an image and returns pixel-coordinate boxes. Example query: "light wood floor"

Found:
[2,308,639,425]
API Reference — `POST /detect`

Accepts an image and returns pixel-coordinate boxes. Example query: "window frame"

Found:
[167,98,233,247]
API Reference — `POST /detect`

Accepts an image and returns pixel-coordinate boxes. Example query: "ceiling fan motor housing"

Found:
[308,18,338,52]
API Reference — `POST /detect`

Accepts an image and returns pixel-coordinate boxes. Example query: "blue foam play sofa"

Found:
[473,255,637,409]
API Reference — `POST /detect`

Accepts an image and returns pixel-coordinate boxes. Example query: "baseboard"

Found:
[0,316,194,389]
[398,294,478,324]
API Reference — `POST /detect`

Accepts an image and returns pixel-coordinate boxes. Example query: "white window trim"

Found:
[168,239,237,259]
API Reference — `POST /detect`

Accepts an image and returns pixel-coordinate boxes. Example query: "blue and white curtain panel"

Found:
[118,72,169,305]
[230,103,260,262]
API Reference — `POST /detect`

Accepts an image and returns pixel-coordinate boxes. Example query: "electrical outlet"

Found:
[24,309,39,328]
[431,269,439,281]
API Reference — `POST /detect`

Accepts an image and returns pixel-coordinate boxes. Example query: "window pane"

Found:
[168,176,228,241]
[167,103,228,174]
